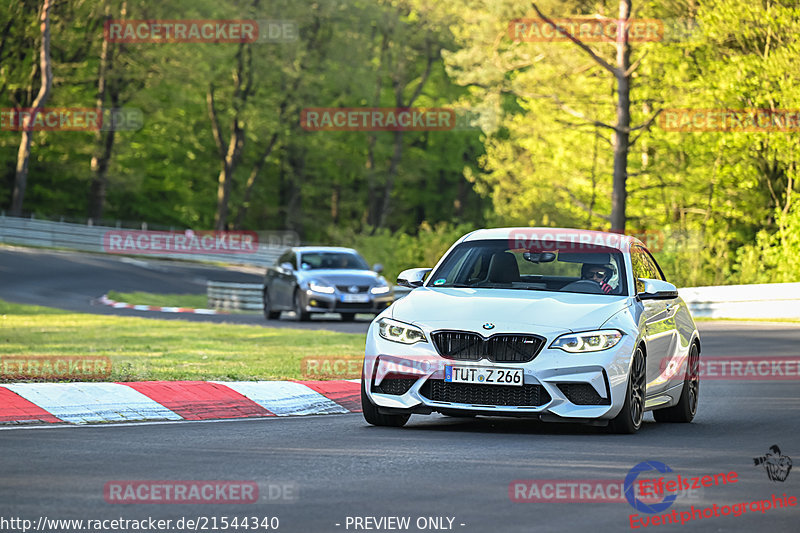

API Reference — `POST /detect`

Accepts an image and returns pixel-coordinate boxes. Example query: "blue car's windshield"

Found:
[429,239,627,296]
[300,252,369,270]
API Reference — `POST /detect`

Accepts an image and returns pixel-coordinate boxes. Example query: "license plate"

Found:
[341,293,370,303]
[445,366,523,387]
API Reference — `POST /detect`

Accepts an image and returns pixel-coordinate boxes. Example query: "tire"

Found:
[340,313,356,321]
[609,345,646,434]
[263,289,280,320]
[293,290,310,321]
[361,375,410,427]
[654,343,699,423]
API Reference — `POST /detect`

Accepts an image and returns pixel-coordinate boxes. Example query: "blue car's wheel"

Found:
[293,290,310,322]
[263,289,280,320]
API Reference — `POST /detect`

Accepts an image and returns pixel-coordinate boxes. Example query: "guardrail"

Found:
[678,282,800,319]
[0,213,290,267]
[207,281,264,311]
[206,281,413,312]
[207,280,800,319]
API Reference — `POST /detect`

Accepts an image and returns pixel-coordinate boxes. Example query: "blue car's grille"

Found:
[336,285,370,293]
[431,331,546,363]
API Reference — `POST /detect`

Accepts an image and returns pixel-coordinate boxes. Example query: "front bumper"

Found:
[363,321,638,421]
[301,289,394,314]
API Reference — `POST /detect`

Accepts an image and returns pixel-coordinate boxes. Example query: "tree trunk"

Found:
[376,50,435,229]
[610,0,632,232]
[284,141,305,237]
[10,0,53,216]
[209,43,252,231]
[366,32,389,227]
[377,129,404,228]
[88,8,114,221]
[233,132,278,229]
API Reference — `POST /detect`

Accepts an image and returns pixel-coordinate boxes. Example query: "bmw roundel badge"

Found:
[483,323,495,330]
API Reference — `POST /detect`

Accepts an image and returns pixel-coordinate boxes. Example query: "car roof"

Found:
[460,227,641,252]
[291,246,360,254]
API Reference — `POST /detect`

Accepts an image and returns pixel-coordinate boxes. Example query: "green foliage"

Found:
[2,0,799,287]
[331,221,476,283]
[735,202,800,284]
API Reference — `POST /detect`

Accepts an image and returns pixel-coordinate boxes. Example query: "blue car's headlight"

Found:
[370,285,391,295]
[308,280,335,294]
[550,329,623,353]
[378,318,426,344]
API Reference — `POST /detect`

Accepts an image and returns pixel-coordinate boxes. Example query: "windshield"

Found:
[300,252,370,270]
[428,239,628,295]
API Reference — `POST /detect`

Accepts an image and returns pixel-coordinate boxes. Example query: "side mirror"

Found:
[372,263,384,274]
[280,262,294,272]
[637,278,678,300]
[397,268,432,288]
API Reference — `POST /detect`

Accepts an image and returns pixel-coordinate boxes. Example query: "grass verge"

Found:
[106,290,210,309]
[0,299,365,382]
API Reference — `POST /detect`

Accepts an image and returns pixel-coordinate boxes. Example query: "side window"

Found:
[288,252,297,269]
[630,247,650,294]
[276,251,290,266]
[643,250,666,281]
[631,244,665,291]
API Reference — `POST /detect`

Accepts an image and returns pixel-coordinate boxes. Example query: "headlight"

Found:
[370,285,391,295]
[550,329,623,353]
[378,318,426,344]
[308,280,335,294]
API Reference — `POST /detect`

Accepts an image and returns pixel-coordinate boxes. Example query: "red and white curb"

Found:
[0,380,361,425]
[98,294,225,315]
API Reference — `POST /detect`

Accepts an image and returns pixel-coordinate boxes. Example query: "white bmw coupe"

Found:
[361,228,700,433]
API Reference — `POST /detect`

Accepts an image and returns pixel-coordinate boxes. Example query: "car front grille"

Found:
[372,377,417,396]
[419,380,550,407]
[431,331,546,363]
[557,383,610,405]
[336,285,370,293]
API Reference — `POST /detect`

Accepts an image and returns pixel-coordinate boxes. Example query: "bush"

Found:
[331,222,476,283]
[733,203,800,284]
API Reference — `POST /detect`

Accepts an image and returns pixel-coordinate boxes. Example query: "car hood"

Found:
[297,269,381,285]
[391,287,630,335]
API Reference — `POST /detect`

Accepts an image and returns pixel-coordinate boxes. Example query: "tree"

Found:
[529,1,661,231]
[10,0,54,216]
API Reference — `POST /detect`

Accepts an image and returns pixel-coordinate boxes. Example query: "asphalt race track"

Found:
[0,247,372,332]
[1,326,798,533]
[1,246,799,532]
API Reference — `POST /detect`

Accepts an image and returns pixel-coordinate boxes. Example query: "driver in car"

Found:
[581,263,614,294]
